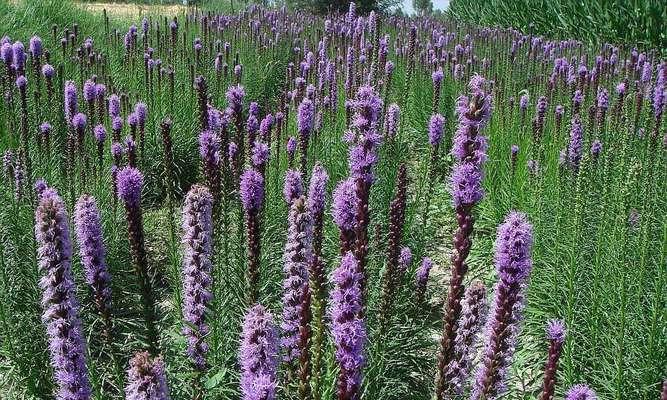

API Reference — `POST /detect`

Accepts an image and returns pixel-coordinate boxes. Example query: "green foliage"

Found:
[447,0,667,52]
[413,0,433,16]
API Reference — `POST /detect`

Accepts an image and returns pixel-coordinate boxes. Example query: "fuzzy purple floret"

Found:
[73,113,87,131]
[16,75,27,90]
[226,85,245,116]
[566,384,597,400]
[346,85,383,183]
[546,319,566,344]
[42,64,55,78]
[64,81,79,124]
[199,130,221,167]
[181,185,214,370]
[567,118,583,169]
[240,304,279,400]
[398,246,412,274]
[307,163,329,218]
[83,80,96,103]
[240,169,264,213]
[450,162,484,208]
[29,36,42,58]
[283,169,304,204]
[117,166,143,208]
[93,125,106,143]
[447,281,488,395]
[287,137,297,155]
[428,113,446,146]
[135,102,148,126]
[494,211,533,284]
[329,252,366,397]
[297,98,315,137]
[331,177,359,232]
[590,140,602,157]
[109,94,121,118]
[125,352,170,400]
[252,141,270,167]
[35,189,92,400]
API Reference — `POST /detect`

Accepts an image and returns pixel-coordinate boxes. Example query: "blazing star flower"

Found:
[240,304,279,400]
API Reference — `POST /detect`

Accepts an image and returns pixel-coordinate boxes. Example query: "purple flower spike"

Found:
[398,246,412,274]
[566,384,597,400]
[125,352,170,400]
[29,36,42,58]
[287,137,297,155]
[445,281,488,396]
[240,169,264,213]
[472,212,533,400]
[330,252,366,400]
[16,75,27,90]
[226,85,245,116]
[546,319,566,344]
[93,124,106,143]
[568,117,583,170]
[74,195,113,332]
[450,162,484,208]
[385,104,400,139]
[117,166,143,208]
[283,169,304,204]
[297,98,315,137]
[281,197,313,363]
[35,189,92,400]
[135,102,148,126]
[251,141,270,168]
[64,80,79,123]
[590,140,602,158]
[109,94,121,118]
[240,304,279,400]
[428,113,446,146]
[42,64,54,78]
[73,113,87,131]
[307,163,329,219]
[83,79,96,103]
[181,185,214,371]
[332,177,359,233]
[34,179,48,198]
[347,85,383,183]
[539,319,567,400]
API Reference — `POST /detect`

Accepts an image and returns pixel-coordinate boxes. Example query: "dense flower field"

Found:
[0,2,665,400]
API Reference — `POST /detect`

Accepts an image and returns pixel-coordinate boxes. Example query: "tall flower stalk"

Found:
[281,196,313,365]
[306,163,329,400]
[330,252,366,400]
[240,304,279,400]
[436,75,491,400]
[240,168,264,303]
[472,211,533,400]
[345,85,383,288]
[125,351,170,400]
[181,185,214,372]
[117,166,159,352]
[443,280,487,397]
[539,320,567,400]
[379,163,407,329]
[74,194,113,340]
[35,188,92,400]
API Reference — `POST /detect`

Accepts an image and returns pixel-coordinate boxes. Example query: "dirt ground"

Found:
[74,2,187,18]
